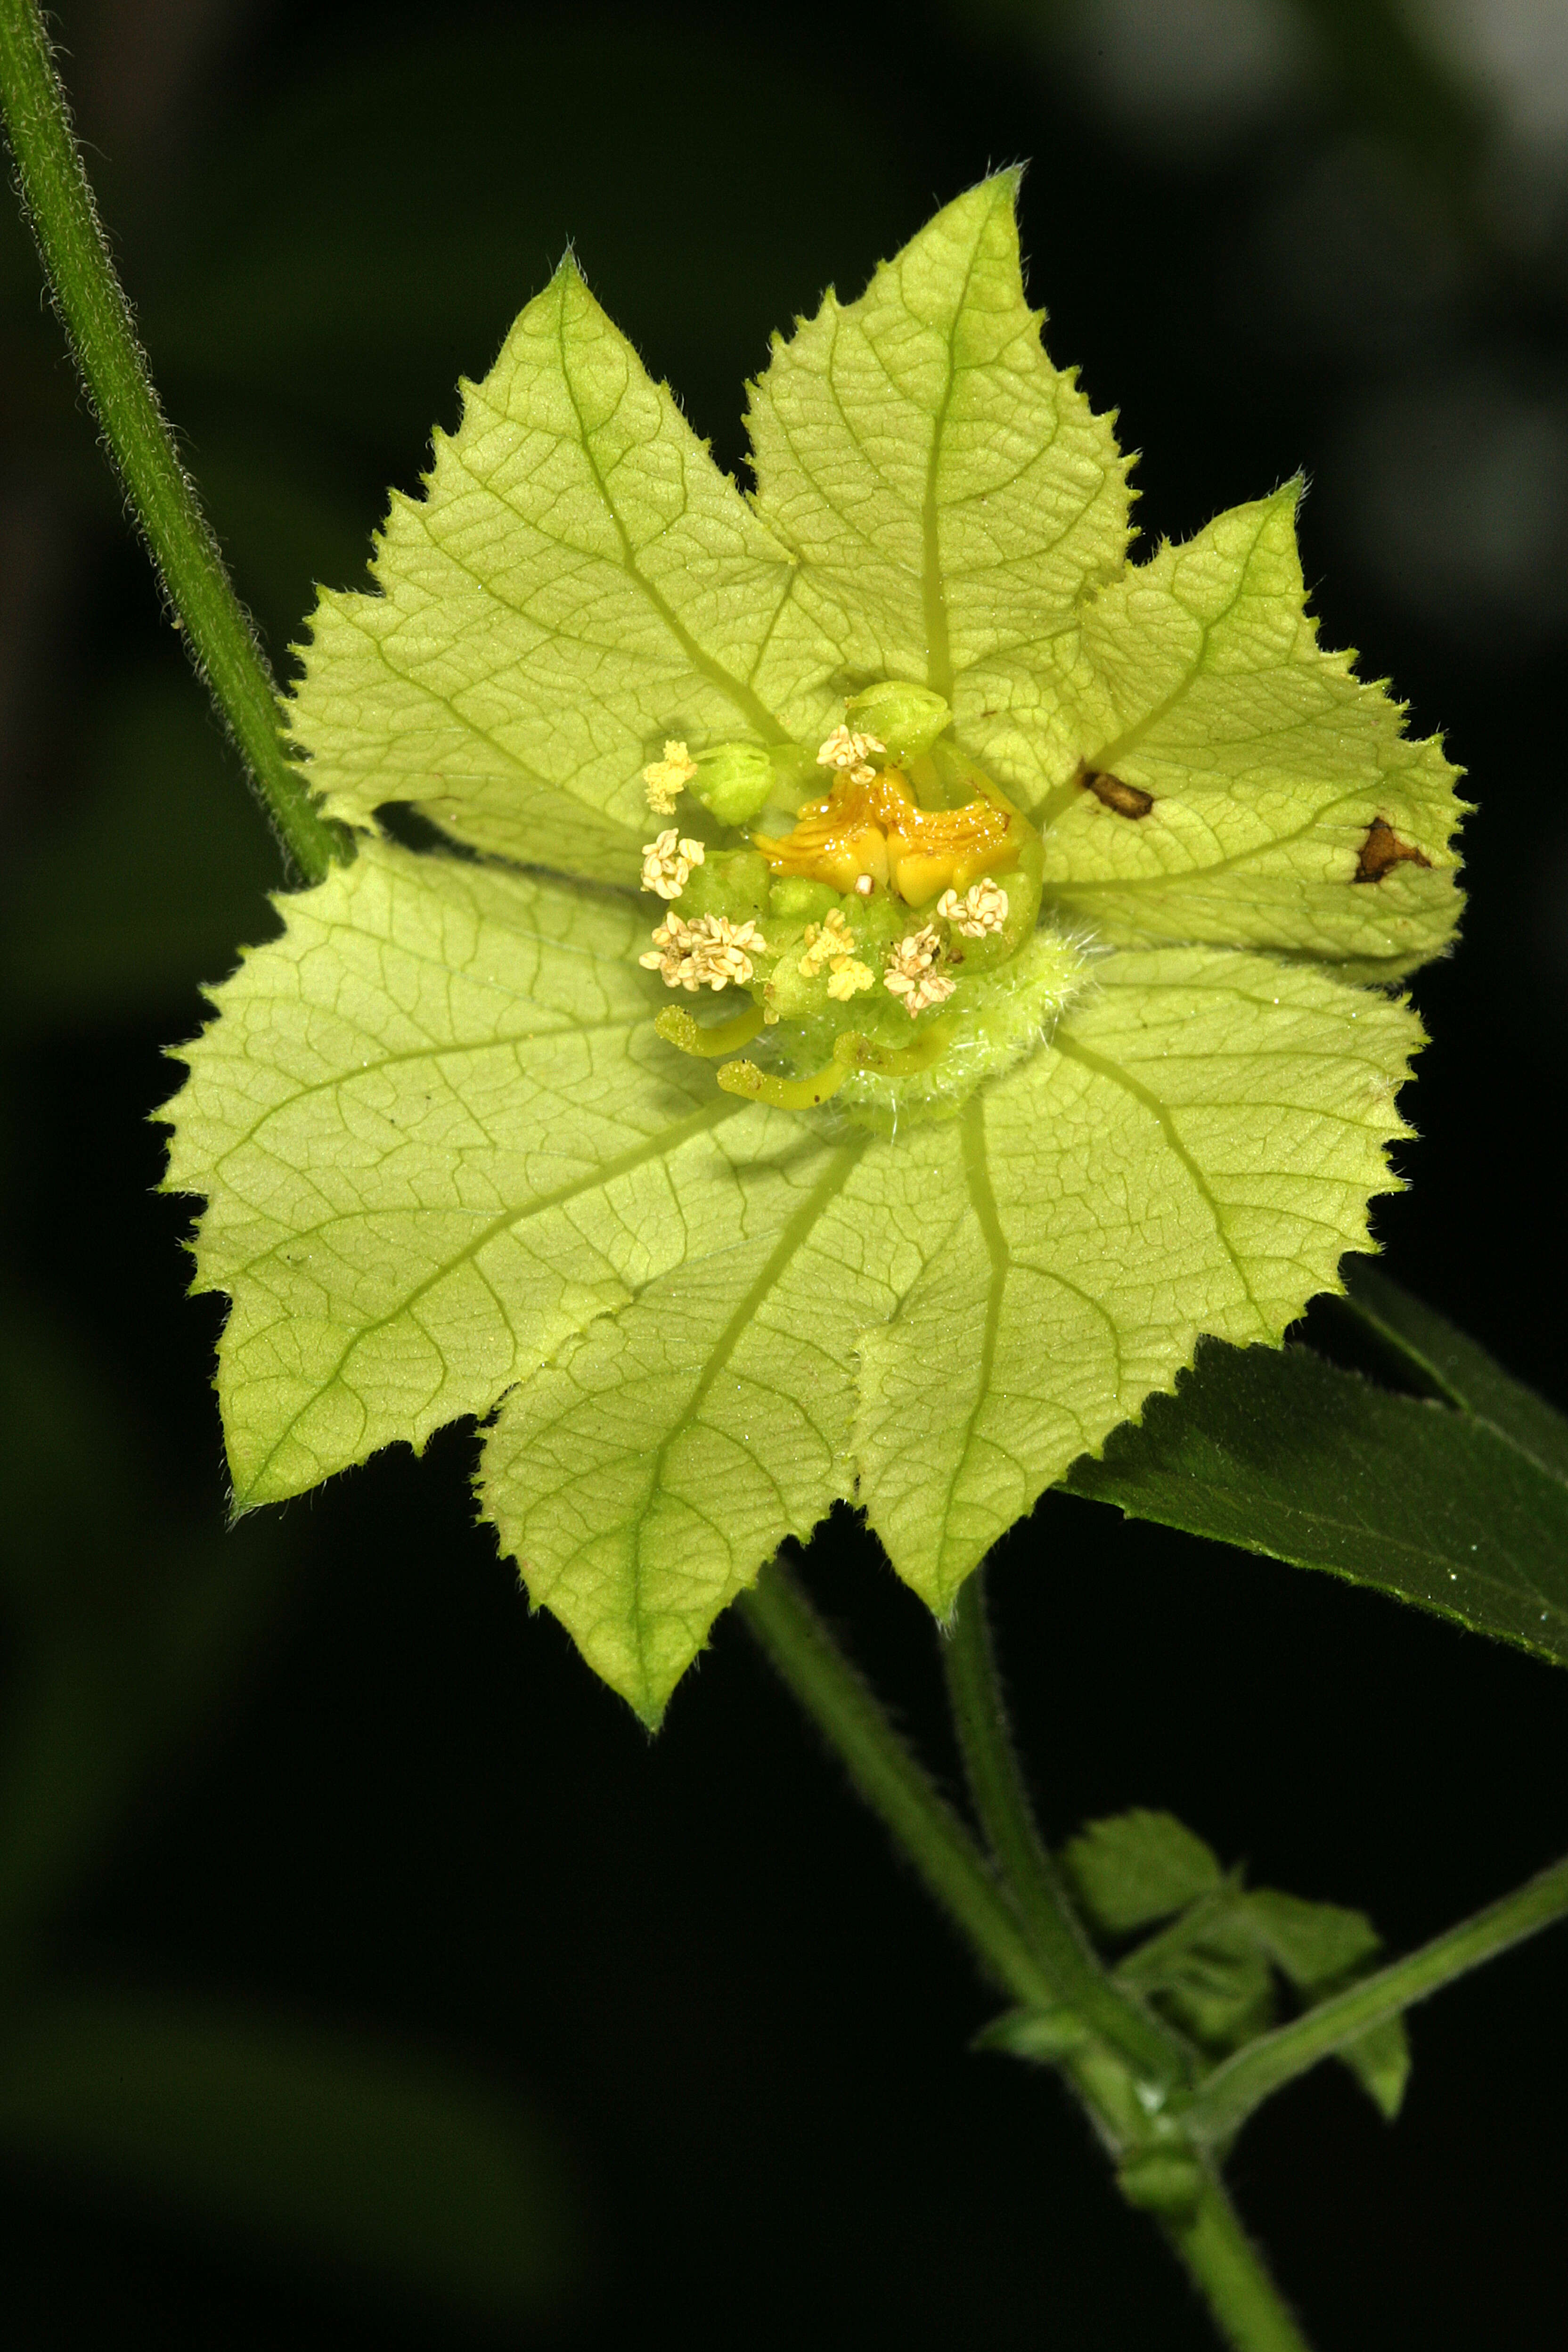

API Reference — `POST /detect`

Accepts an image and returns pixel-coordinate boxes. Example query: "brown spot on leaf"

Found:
[1084,769,1154,819]
[1354,816,1431,884]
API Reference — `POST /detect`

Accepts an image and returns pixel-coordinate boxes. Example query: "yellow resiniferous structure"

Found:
[753,768,1025,905]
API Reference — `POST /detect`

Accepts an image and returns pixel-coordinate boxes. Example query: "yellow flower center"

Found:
[753,769,1022,905]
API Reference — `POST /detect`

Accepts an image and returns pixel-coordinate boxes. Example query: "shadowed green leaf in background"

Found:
[0,1306,580,2320]
[0,1991,578,2322]
[0,683,281,1037]
[0,1302,284,1962]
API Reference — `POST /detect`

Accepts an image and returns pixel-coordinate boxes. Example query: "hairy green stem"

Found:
[742,1558,1316,2352]
[1183,1851,1568,2146]
[0,0,342,882]
[943,1573,1191,2092]
[737,1561,1058,2009]
[1165,2176,1315,2352]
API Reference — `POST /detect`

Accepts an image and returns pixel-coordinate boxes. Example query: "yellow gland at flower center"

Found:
[752,768,1022,906]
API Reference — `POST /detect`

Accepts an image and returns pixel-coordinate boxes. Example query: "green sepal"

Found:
[972,2006,1091,2063]
[1116,2147,1206,2219]
[844,680,952,761]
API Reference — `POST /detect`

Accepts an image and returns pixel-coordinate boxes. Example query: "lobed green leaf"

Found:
[745,171,1132,750]
[1061,1810,1224,1934]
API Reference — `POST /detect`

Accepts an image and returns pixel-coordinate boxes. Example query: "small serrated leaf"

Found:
[1077,1812,1417,2110]
[1139,1917,1278,2055]
[1239,1889,1383,1992]
[1061,1809,1225,1935]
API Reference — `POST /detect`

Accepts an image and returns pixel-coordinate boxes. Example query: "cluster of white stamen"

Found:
[797,907,875,1003]
[816,723,885,786]
[882,925,955,1018]
[640,829,706,900]
[642,738,698,816]
[937,877,1009,937]
[640,912,767,992]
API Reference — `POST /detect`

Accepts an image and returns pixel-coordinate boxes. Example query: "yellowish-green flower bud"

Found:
[690,742,776,825]
[845,680,952,761]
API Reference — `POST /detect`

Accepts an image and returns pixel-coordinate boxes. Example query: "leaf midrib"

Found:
[625,1135,870,1703]
[1051,1029,1271,1339]
[552,285,790,748]
[918,224,991,708]
[1128,1450,1568,1613]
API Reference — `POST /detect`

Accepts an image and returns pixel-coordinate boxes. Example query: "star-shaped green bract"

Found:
[164,176,1463,1723]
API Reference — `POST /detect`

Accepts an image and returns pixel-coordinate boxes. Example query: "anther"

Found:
[640,829,706,899]
[642,739,698,816]
[883,925,956,1018]
[799,908,874,1002]
[640,912,767,992]
[817,723,885,787]
[938,877,1009,937]
[826,959,875,1001]
[797,908,856,978]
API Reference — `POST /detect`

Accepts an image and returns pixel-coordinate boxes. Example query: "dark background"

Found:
[3,1,1568,2343]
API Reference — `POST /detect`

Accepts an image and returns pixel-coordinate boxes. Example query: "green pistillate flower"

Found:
[163,175,1464,1725]
[683,739,778,827]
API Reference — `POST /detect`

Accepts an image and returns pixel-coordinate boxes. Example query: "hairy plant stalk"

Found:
[735,1561,1060,2010]
[0,0,342,882]
[741,1556,1316,2352]
[943,1572,1191,2091]
[1166,2175,1315,2352]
